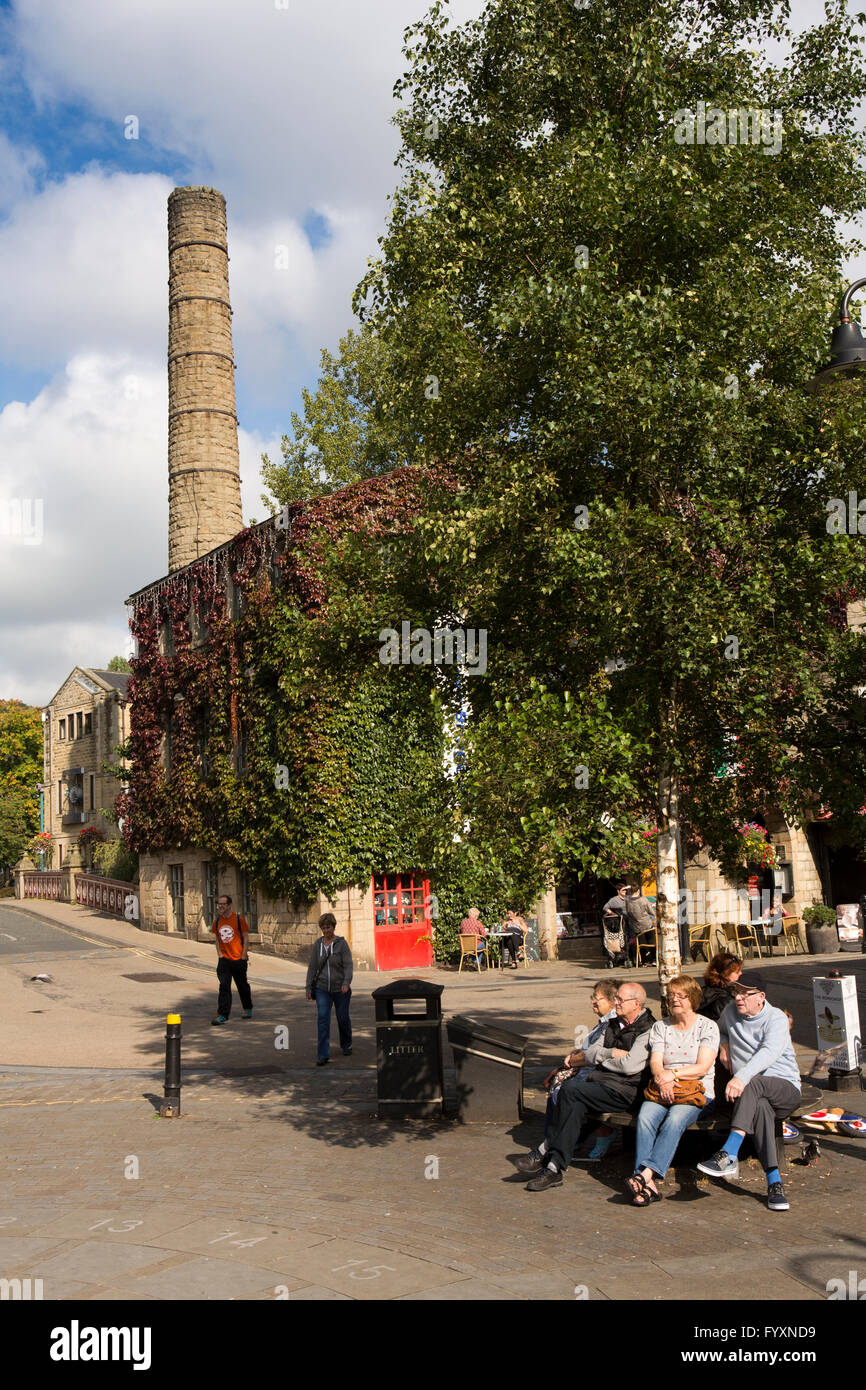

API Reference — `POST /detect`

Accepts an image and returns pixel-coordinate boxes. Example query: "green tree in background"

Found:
[0,699,43,871]
[106,655,131,673]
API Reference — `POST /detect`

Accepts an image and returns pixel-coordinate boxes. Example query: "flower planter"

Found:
[805,923,839,955]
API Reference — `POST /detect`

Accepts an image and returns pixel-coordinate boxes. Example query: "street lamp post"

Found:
[810,278,866,388]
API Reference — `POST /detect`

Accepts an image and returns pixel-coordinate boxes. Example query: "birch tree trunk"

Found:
[657,766,682,1003]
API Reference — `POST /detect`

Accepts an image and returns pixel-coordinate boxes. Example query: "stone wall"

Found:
[138,851,377,970]
[683,813,824,929]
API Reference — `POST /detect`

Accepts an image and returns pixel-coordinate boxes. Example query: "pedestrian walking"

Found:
[211,894,253,1024]
[306,912,353,1066]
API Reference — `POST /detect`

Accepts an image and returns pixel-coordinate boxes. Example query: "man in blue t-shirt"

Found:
[697,971,801,1212]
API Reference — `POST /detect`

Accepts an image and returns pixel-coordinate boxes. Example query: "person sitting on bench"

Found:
[513,983,655,1190]
[539,979,620,1162]
[628,975,719,1205]
[697,970,801,1212]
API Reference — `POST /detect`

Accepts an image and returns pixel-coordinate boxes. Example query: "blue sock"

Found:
[765,1167,781,1186]
[723,1133,744,1157]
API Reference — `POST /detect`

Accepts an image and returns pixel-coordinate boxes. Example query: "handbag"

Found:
[644,1075,707,1108]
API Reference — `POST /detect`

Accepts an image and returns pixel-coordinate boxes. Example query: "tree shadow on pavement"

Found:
[123,982,578,1150]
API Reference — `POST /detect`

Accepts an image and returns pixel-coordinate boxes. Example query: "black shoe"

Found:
[316,1058,329,1067]
[514,1150,544,1175]
[342,1048,352,1056]
[767,1181,789,1211]
[697,1150,739,1181]
[525,1166,563,1192]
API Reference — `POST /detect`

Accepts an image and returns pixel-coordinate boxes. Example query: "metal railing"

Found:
[75,873,139,918]
[22,872,64,900]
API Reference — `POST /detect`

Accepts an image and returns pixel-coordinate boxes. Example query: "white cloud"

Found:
[0,131,44,212]
[0,350,285,704]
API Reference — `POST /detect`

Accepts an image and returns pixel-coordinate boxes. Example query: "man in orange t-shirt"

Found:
[211,894,253,1024]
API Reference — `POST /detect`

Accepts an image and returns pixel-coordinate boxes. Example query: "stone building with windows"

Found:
[42,667,130,866]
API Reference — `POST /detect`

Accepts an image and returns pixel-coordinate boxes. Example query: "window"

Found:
[169,864,185,933]
[84,712,92,736]
[76,712,83,739]
[58,780,63,813]
[228,576,244,622]
[372,873,429,928]
[199,713,211,777]
[163,718,174,775]
[59,718,66,740]
[161,619,174,656]
[235,727,248,776]
[203,862,220,925]
[89,774,95,811]
[189,602,207,648]
[239,871,258,932]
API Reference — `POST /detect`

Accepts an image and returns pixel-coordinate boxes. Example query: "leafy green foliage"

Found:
[0,787,40,872]
[261,327,412,508]
[0,700,42,868]
[348,0,866,891]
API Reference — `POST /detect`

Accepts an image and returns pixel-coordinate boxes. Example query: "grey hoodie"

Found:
[306,936,353,993]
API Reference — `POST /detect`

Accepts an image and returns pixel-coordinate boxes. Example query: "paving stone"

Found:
[0,1205,73,1235]
[31,1208,197,1244]
[397,1279,525,1300]
[36,1240,179,1283]
[0,1236,77,1268]
[153,1218,332,1266]
[266,1239,468,1300]
[594,1269,821,1301]
[131,1256,287,1300]
[284,1284,353,1300]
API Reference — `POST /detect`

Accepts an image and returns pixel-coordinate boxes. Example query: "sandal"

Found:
[627,1174,661,1206]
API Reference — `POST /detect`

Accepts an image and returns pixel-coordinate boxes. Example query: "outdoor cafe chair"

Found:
[720,920,763,960]
[458,933,490,973]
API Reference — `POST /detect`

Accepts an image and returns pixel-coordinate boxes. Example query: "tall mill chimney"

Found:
[167,186,243,573]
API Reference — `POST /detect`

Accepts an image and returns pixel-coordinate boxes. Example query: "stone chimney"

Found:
[167,186,243,573]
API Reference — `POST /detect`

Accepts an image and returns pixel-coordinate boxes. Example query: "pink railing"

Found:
[23,872,64,900]
[75,873,139,917]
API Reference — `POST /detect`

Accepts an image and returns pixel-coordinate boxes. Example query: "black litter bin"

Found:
[446,1015,527,1123]
[371,978,444,1120]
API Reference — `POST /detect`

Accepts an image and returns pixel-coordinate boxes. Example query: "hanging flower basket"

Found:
[734,822,777,870]
[27,831,54,868]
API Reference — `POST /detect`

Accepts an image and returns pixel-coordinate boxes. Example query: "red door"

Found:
[373,873,433,970]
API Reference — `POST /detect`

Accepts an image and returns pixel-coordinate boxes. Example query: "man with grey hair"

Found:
[515,982,655,1190]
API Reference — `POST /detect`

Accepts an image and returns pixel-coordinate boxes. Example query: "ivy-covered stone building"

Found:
[120,186,469,970]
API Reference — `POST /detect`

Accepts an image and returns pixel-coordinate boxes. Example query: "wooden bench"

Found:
[584,1083,823,1171]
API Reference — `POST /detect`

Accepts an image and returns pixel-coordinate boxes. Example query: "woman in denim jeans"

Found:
[628,976,719,1206]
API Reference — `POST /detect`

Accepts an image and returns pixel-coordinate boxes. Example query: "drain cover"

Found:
[122,972,183,983]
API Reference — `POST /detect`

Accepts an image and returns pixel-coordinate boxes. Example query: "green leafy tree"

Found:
[106,655,131,673]
[261,327,410,509]
[0,700,43,861]
[0,787,39,874]
[350,0,866,988]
